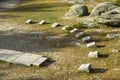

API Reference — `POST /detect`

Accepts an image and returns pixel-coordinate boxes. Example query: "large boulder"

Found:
[95,7,120,27]
[64,4,88,17]
[89,2,119,16]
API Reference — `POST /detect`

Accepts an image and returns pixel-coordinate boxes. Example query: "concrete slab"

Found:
[32,57,48,66]
[13,53,43,66]
[0,49,23,61]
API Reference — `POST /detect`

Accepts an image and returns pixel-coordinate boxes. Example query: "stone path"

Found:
[0,49,48,66]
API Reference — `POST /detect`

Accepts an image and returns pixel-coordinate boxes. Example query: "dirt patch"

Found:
[0,0,20,11]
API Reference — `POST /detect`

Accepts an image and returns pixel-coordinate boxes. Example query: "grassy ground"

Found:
[0,0,120,80]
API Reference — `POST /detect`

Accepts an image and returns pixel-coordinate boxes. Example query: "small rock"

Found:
[25,19,33,24]
[112,49,119,53]
[106,33,117,38]
[88,51,99,58]
[62,25,69,30]
[87,42,96,47]
[39,20,46,25]
[51,23,59,28]
[75,32,84,38]
[82,36,92,42]
[79,63,92,73]
[70,28,78,33]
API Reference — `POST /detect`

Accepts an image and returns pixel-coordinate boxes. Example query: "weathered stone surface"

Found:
[51,23,59,28]
[82,36,91,42]
[75,32,84,38]
[39,20,46,25]
[106,33,120,38]
[0,49,48,67]
[87,42,96,47]
[79,63,92,72]
[25,19,33,24]
[13,53,43,66]
[65,4,88,17]
[70,28,78,33]
[95,7,120,26]
[90,2,118,16]
[88,51,99,58]
[32,57,48,66]
[0,49,24,61]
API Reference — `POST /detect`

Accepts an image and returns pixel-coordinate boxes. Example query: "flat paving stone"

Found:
[13,53,43,66]
[0,49,24,61]
[32,57,48,66]
[0,49,48,67]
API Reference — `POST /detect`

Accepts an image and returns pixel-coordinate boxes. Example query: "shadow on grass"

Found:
[11,3,71,12]
[40,58,55,67]
[91,68,108,73]
[98,54,109,58]
[0,14,20,19]
[0,30,72,53]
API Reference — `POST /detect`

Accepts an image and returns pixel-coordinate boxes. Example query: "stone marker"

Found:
[25,19,32,24]
[51,23,59,28]
[75,32,84,38]
[112,49,119,53]
[70,28,78,33]
[87,42,96,47]
[106,33,120,39]
[79,63,92,73]
[13,53,43,66]
[62,25,69,30]
[39,20,46,25]
[32,57,48,66]
[82,36,91,42]
[88,51,99,58]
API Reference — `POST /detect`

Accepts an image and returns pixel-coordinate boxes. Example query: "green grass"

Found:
[0,0,120,80]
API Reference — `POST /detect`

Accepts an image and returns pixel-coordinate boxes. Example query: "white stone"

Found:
[39,20,46,25]
[62,25,69,30]
[51,23,59,28]
[87,42,96,47]
[13,53,43,66]
[112,49,119,53]
[0,49,24,61]
[79,63,92,72]
[75,32,84,38]
[88,51,99,58]
[82,36,91,42]
[25,19,32,24]
[70,28,78,33]
[32,57,48,66]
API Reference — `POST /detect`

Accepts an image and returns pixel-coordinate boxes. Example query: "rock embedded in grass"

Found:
[70,28,78,33]
[79,63,92,73]
[51,23,59,28]
[65,4,88,17]
[82,36,92,42]
[62,25,69,30]
[25,19,33,24]
[112,49,120,53]
[106,33,120,38]
[87,42,96,47]
[88,51,99,58]
[39,20,46,25]
[75,32,84,38]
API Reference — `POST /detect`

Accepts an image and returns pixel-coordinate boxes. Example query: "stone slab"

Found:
[32,57,48,66]
[0,49,24,61]
[13,53,43,66]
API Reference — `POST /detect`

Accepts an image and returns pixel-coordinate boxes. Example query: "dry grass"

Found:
[0,0,120,80]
